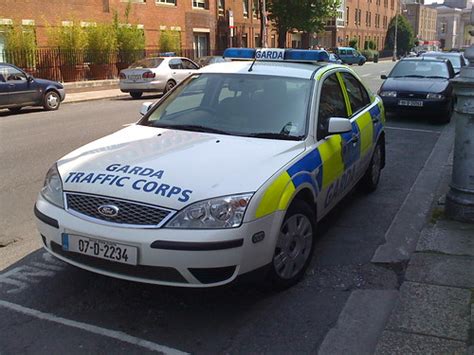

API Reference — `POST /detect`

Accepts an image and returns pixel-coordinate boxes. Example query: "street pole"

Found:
[260,0,268,48]
[392,2,398,61]
[445,18,474,222]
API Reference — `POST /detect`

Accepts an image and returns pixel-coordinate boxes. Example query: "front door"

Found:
[4,65,39,106]
[193,33,209,59]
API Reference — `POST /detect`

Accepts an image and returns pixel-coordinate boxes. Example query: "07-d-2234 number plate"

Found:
[62,233,138,265]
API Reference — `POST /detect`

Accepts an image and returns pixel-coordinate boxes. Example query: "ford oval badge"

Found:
[98,204,119,217]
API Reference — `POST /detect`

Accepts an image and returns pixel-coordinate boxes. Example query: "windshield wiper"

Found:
[402,75,426,78]
[244,132,304,141]
[151,123,231,135]
[426,76,448,79]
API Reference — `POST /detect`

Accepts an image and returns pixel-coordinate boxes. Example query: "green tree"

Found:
[159,30,181,54]
[349,37,358,49]
[268,0,340,48]
[2,25,37,68]
[113,3,145,67]
[384,15,415,56]
[86,23,118,64]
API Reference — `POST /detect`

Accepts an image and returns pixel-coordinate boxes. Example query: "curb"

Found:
[62,79,119,90]
[63,93,129,105]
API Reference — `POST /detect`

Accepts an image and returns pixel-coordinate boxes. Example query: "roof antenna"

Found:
[248,57,257,72]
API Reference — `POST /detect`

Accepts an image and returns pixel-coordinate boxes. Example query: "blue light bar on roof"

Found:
[223,48,330,62]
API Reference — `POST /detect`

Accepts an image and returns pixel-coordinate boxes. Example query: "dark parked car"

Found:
[379,57,455,123]
[420,51,467,75]
[0,63,65,113]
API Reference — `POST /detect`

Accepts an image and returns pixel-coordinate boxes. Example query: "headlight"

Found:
[379,91,397,98]
[165,193,253,229]
[426,93,445,100]
[40,164,64,208]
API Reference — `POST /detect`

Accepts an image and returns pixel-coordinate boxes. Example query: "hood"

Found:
[58,125,306,210]
[381,77,449,93]
[34,78,63,88]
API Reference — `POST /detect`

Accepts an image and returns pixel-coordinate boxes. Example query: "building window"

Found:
[252,0,259,18]
[355,9,358,25]
[255,34,261,47]
[218,0,224,16]
[346,7,350,25]
[242,33,248,47]
[366,11,369,26]
[384,0,388,7]
[156,0,176,4]
[243,0,249,18]
[390,0,394,9]
[193,0,207,9]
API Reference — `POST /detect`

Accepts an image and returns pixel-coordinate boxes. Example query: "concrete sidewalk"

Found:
[374,154,474,354]
[63,88,128,104]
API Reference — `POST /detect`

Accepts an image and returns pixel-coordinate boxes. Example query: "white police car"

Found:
[35,48,385,288]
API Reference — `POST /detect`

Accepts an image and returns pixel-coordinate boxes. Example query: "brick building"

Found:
[404,3,437,42]
[0,0,282,57]
[317,0,398,51]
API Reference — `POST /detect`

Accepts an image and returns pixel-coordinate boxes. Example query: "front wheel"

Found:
[360,142,383,192]
[358,60,365,66]
[268,199,315,289]
[43,91,61,111]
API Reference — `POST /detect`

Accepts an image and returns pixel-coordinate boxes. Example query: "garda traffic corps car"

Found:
[35,48,386,288]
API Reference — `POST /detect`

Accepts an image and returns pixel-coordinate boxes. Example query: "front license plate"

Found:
[398,100,423,107]
[62,234,137,265]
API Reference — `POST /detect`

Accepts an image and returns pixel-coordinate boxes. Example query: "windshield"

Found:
[423,53,461,69]
[129,58,164,69]
[389,60,450,79]
[139,73,312,140]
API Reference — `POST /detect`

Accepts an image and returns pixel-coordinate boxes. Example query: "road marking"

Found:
[0,299,189,355]
[0,252,64,294]
[361,73,372,77]
[385,126,441,134]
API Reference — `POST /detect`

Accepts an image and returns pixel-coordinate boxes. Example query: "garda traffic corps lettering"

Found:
[64,163,192,202]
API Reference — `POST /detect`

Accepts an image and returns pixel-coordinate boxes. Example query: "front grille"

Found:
[398,92,426,99]
[66,192,173,227]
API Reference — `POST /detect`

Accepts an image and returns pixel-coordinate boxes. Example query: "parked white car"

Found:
[119,57,200,99]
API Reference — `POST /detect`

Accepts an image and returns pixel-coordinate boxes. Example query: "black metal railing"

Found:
[0,48,225,82]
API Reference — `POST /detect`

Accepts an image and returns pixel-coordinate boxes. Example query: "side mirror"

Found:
[380,74,387,80]
[26,74,33,82]
[327,117,352,136]
[140,102,154,116]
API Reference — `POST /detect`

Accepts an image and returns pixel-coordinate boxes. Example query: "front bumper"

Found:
[57,88,66,102]
[381,97,450,113]
[34,195,283,287]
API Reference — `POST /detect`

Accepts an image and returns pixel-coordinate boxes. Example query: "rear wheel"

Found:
[360,142,383,192]
[268,199,315,289]
[130,92,143,99]
[43,91,60,111]
[8,107,22,113]
[164,80,176,93]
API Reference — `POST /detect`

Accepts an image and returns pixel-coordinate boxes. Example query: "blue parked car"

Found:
[0,63,66,113]
[335,47,366,66]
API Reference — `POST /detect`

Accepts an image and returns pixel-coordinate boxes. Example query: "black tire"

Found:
[267,199,316,289]
[435,100,453,124]
[43,91,61,111]
[358,60,365,66]
[360,142,383,192]
[8,107,22,113]
[164,80,176,93]
[130,92,143,99]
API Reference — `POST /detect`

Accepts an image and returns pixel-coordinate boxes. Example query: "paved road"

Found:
[0,62,453,353]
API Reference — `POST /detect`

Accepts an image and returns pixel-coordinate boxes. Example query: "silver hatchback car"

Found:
[119,57,200,98]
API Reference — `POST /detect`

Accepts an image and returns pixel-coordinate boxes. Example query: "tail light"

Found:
[119,72,126,80]
[142,72,156,79]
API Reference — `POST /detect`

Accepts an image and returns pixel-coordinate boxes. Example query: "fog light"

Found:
[252,231,265,244]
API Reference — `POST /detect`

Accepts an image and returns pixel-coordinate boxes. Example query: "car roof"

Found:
[400,57,449,63]
[422,51,462,57]
[198,60,340,79]
[337,47,355,50]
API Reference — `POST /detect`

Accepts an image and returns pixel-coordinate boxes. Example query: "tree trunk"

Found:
[277,25,287,48]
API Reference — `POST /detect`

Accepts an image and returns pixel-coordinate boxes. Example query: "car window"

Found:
[141,73,312,139]
[4,66,27,82]
[129,58,163,69]
[340,49,347,55]
[181,59,199,70]
[424,53,461,69]
[389,60,450,79]
[169,59,183,70]
[317,73,348,138]
[341,72,370,114]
